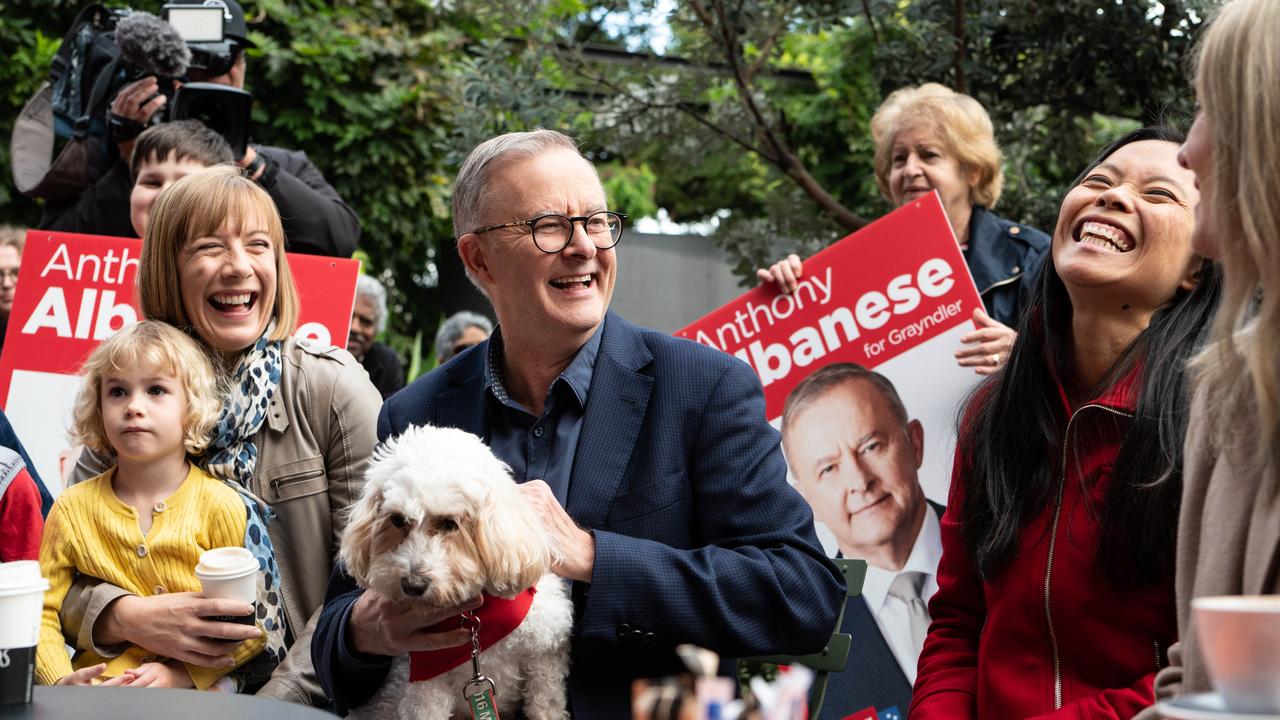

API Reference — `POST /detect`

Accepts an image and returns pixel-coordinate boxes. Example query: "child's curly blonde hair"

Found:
[72,321,223,457]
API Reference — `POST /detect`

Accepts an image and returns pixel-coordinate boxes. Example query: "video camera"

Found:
[162,2,254,159]
[60,1,253,158]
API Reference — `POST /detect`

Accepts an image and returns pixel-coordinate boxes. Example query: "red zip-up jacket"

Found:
[911,368,1177,719]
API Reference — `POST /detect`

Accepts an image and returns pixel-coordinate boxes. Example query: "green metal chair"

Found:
[742,558,868,717]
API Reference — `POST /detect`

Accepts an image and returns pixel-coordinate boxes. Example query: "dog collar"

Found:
[408,587,538,683]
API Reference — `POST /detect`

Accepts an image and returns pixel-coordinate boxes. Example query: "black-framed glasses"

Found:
[472,211,627,253]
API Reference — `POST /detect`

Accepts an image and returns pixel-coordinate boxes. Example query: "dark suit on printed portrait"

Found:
[820,500,946,719]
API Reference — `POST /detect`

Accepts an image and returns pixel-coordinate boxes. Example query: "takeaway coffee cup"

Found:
[1193,595,1280,713]
[195,547,259,626]
[0,560,50,706]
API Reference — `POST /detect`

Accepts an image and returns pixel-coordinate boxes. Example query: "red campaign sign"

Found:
[0,230,359,494]
[676,192,983,421]
[0,230,358,400]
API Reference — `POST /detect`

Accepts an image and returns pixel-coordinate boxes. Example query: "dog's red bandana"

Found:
[408,588,538,682]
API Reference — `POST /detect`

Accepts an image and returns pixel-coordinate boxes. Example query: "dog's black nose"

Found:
[401,578,429,597]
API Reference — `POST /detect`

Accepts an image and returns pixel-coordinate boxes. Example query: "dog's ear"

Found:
[339,484,384,587]
[475,483,551,597]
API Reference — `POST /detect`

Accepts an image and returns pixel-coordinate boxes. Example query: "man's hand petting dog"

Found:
[349,592,482,657]
[519,479,595,583]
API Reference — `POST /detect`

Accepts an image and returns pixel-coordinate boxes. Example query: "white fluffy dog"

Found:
[340,425,573,720]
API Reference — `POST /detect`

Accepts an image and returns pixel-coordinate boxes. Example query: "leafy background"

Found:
[0,0,1216,371]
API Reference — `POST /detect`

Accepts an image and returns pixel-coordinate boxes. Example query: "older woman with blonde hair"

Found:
[761,84,1049,374]
[1145,0,1280,711]
[58,165,381,703]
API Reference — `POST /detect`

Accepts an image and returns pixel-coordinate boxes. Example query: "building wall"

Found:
[610,231,746,334]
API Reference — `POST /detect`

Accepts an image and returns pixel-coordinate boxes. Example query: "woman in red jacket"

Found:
[910,127,1223,720]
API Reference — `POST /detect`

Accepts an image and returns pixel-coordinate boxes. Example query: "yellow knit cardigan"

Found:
[36,464,264,689]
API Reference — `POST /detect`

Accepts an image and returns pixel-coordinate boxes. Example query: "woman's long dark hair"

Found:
[958,127,1224,586]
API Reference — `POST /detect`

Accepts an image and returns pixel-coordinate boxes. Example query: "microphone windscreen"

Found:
[115,11,190,78]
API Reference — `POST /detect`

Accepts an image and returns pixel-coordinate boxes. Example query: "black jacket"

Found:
[359,342,405,400]
[39,145,360,258]
[964,205,1050,327]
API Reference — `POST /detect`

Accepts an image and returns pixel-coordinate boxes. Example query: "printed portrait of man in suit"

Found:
[781,363,944,719]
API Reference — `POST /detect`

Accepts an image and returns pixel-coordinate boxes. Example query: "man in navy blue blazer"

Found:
[311,130,844,718]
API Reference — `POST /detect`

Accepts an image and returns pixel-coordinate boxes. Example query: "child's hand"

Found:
[120,661,194,689]
[55,664,132,687]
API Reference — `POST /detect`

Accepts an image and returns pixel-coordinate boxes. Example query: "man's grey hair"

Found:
[0,226,25,252]
[355,274,388,334]
[781,363,911,439]
[451,129,585,240]
[434,310,493,363]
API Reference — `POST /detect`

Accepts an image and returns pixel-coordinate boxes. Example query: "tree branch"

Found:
[860,0,882,44]
[709,0,866,229]
[744,0,793,83]
[560,49,776,163]
[953,0,966,93]
[781,157,868,231]
[712,1,786,161]
[688,0,716,31]
[563,0,867,231]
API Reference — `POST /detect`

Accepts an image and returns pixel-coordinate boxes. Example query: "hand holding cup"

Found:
[194,547,260,626]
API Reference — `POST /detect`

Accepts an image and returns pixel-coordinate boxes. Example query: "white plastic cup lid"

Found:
[1193,595,1280,613]
[0,560,48,596]
[196,547,257,577]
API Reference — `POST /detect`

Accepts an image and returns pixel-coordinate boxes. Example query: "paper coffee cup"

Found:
[195,548,259,626]
[0,560,50,706]
[1193,595,1280,713]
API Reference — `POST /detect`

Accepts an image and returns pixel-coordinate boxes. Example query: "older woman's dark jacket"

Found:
[965,206,1050,327]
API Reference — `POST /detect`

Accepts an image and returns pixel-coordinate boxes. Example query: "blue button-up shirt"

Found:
[483,325,602,504]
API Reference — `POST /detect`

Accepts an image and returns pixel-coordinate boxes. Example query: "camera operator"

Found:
[38,0,360,259]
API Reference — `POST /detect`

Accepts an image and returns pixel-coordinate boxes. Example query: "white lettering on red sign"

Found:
[699,258,956,387]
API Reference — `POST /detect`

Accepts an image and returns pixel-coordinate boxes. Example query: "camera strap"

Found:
[79,53,124,139]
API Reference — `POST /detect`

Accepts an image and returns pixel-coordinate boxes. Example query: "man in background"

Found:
[781,363,942,718]
[347,275,404,399]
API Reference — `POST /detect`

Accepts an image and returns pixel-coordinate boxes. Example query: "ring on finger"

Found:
[990,353,1002,367]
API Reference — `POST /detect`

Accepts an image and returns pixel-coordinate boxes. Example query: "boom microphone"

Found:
[115,11,190,78]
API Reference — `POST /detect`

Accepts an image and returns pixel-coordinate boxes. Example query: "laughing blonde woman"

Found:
[1145,0,1280,710]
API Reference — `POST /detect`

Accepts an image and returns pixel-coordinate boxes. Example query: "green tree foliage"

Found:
[869,0,1211,241]
[0,0,471,350]
[0,0,72,223]
[242,0,462,349]
[460,0,1215,282]
[0,0,1219,331]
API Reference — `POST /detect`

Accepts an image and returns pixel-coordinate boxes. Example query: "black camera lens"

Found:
[170,82,252,159]
[186,41,238,78]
